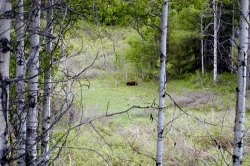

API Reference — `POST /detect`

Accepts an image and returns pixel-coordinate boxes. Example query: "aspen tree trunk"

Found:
[0,0,11,165]
[156,0,168,165]
[231,23,235,73]
[41,0,53,164]
[231,4,235,74]
[213,0,218,83]
[233,0,249,165]
[15,0,26,165]
[200,16,204,75]
[26,0,40,164]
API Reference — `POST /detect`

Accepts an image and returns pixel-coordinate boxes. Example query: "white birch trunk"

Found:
[213,0,218,83]
[41,0,53,164]
[0,0,11,165]
[156,0,168,165]
[233,0,249,165]
[26,0,40,164]
[15,0,26,165]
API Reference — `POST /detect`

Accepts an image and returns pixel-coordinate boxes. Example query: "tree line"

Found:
[0,0,249,165]
[0,0,83,165]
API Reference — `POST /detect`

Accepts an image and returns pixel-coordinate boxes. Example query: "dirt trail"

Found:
[168,91,215,108]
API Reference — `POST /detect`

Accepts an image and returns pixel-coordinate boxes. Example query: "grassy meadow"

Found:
[52,23,250,165]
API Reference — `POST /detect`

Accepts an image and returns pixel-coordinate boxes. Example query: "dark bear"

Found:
[126,81,137,86]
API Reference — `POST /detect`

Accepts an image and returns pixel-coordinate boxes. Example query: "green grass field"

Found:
[53,72,250,166]
[81,79,158,111]
[52,23,250,165]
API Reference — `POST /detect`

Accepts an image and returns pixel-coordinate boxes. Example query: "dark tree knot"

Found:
[232,155,238,163]
[160,52,164,58]
[1,10,13,19]
[232,155,242,164]
[0,38,11,53]
[17,59,24,65]
[29,102,36,108]
[158,129,164,137]
[241,61,246,66]
[156,162,161,166]
[236,141,243,148]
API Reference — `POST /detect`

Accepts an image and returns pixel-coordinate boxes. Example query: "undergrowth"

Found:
[51,72,250,166]
[52,22,250,165]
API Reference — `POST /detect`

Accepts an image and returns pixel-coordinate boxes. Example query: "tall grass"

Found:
[52,71,250,165]
[52,22,250,165]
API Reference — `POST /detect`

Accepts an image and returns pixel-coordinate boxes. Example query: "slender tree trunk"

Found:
[15,0,26,165]
[233,0,249,165]
[247,30,250,89]
[41,0,53,164]
[200,15,204,75]
[201,39,204,75]
[213,0,218,83]
[231,4,235,74]
[0,1,11,165]
[156,0,168,165]
[231,24,235,73]
[26,0,40,164]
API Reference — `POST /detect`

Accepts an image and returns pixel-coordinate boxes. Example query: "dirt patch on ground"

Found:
[168,91,215,108]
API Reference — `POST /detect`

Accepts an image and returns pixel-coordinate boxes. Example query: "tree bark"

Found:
[0,0,11,165]
[26,0,40,164]
[231,3,235,74]
[213,0,218,83]
[15,0,26,165]
[156,0,168,165]
[233,0,249,165]
[41,0,53,165]
[200,15,204,75]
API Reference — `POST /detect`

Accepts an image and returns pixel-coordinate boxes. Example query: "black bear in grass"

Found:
[126,81,137,86]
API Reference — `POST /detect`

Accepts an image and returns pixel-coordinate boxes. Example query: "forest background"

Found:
[0,0,249,165]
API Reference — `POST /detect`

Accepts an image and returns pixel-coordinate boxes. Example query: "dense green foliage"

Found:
[168,0,237,77]
[87,0,237,80]
[168,3,202,76]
